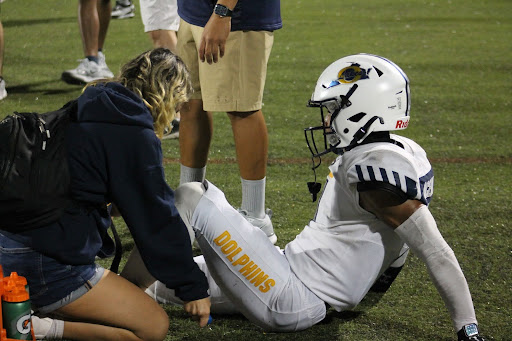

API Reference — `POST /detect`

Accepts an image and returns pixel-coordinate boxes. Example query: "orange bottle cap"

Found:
[3,272,27,287]
[2,286,29,302]
[3,279,16,292]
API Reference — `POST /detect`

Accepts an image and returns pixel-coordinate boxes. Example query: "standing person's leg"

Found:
[78,0,100,60]
[228,109,276,242]
[178,25,276,242]
[228,110,268,182]
[62,0,113,84]
[225,30,275,241]
[228,109,269,219]
[96,0,111,51]
[177,20,212,184]
[234,30,273,212]
[148,30,178,52]
[95,0,114,77]
[179,99,212,171]
[140,0,179,52]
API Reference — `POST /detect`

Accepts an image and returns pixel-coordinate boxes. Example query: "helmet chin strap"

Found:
[349,116,383,147]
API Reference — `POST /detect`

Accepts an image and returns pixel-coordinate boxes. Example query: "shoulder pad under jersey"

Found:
[345,144,434,205]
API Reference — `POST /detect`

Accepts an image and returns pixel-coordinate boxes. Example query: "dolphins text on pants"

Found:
[214,230,276,293]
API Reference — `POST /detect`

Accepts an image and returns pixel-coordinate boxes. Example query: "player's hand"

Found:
[183,297,211,327]
[199,14,231,64]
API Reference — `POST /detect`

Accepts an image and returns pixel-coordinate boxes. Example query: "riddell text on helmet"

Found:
[396,119,409,129]
[213,230,276,293]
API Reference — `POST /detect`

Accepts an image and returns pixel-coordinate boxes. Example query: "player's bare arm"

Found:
[358,189,423,228]
[200,0,238,64]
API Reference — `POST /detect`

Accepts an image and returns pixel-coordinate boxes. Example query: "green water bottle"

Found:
[2,278,33,340]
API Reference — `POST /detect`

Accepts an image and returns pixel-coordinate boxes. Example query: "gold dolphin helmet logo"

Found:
[337,64,370,84]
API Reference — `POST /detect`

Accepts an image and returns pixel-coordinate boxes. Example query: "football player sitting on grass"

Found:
[134,54,485,340]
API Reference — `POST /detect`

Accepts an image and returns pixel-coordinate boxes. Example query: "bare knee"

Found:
[153,307,170,341]
[137,307,169,341]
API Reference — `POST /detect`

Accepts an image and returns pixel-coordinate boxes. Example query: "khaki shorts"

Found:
[177,19,274,112]
[140,0,180,32]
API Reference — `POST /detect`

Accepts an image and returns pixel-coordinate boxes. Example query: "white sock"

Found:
[180,164,206,185]
[32,315,64,340]
[241,177,266,218]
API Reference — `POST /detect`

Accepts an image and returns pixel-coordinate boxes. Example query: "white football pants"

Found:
[163,180,326,332]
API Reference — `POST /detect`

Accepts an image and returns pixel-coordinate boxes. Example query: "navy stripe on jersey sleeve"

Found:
[353,164,433,204]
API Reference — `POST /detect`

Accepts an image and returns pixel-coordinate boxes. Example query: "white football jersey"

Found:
[285,134,434,311]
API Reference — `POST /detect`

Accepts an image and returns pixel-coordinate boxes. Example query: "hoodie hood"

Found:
[77,82,154,130]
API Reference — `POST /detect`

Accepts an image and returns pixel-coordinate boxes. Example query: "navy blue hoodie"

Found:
[18,83,208,302]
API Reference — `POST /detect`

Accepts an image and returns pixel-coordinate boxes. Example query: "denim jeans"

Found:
[0,232,104,314]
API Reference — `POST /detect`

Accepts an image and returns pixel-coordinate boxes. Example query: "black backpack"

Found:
[0,100,77,232]
[0,100,123,272]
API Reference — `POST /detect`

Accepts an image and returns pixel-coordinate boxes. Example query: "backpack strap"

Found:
[108,218,123,274]
[94,203,123,274]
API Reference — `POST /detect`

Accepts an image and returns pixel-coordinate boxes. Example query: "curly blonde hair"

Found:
[88,48,192,139]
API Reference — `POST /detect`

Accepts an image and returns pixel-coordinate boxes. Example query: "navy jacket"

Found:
[17,83,208,302]
[178,0,282,31]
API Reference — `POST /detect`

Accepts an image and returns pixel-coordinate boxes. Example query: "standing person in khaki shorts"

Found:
[176,0,282,243]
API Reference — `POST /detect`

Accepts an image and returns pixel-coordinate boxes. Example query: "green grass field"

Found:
[1,0,511,340]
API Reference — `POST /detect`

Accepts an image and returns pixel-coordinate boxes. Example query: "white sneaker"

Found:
[238,208,277,244]
[97,51,115,78]
[0,78,7,100]
[111,2,135,19]
[61,58,113,85]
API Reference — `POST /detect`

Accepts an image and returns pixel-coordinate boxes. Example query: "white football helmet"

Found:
[305,53,411,157]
